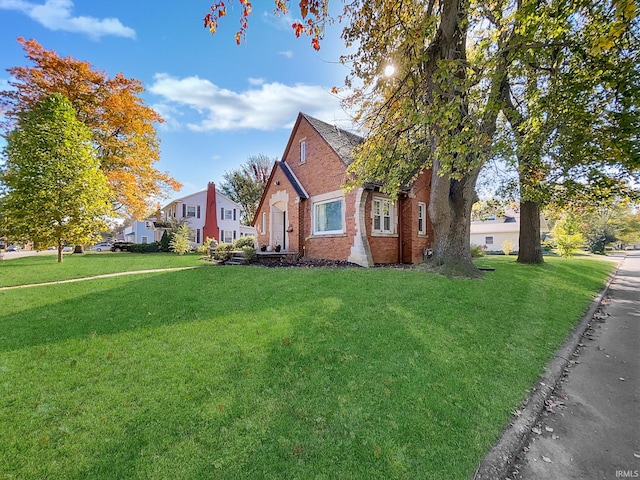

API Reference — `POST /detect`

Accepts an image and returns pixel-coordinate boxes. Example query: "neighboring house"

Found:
[470,210,550,252]
[162,183,251,246]
[123,219,162,244]
[252,112,434,267]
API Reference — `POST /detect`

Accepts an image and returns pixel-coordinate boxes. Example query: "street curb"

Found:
[472,258,623,480]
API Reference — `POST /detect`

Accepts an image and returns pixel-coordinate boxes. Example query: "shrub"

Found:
[170,224,192,255]
[128,242,160,253]
[159,230,171,252]
[239,245,257,262]
[233,236,255,249]
[470,244,485,258]
[501,240,514,256]
[196,237,218,255]
[214,243,233,262]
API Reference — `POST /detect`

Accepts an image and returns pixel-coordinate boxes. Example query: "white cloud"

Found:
[148,73,348,132]
[278,50,294,59]
[0,0,136,40]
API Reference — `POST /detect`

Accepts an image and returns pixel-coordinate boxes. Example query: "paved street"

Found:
[515,253,640,480]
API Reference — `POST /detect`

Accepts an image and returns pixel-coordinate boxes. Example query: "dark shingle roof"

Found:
[278,161,308,199]
[301,113,363,166]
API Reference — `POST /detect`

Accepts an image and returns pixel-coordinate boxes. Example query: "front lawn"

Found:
[0,256,614,479]
[0,252,206,287]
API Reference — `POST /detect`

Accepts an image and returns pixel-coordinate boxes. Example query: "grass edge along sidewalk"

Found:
[0,256,615,479]
[472,256,621,479]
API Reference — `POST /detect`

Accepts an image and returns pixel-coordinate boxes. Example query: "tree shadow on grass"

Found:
[0,261,614,479]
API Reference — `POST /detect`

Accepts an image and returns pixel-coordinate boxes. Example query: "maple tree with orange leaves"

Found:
[0,38,181,220]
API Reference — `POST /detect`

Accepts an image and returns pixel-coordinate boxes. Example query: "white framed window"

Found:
[418,202,427,235]
[141,236,148,244]
[485,236,494,245]
[372,197,394,234]
[300,140,306,164]
[145,221,154,230]
[186,205,197,218]
[222,208,233,220]
[313,198,344,235]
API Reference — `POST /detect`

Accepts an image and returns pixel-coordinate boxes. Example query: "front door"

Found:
[271,203,286,250]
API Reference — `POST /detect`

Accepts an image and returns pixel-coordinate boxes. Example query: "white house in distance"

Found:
[470,209,550,252]
[123,183,255,247]
[161,183,254,246]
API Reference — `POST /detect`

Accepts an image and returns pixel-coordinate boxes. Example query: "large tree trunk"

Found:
[426,161,482,277]
[517,200,544,264]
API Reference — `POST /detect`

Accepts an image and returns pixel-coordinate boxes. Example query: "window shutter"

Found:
[220,207,224,219]
[220,230,224,242]
[233,209,236,221]
[182,204,186,218]
[197,206,201,218]
[233,230,237,240]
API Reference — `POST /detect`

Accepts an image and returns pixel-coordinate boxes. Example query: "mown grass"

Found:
[0,252,206,287]
[0,255,614,479]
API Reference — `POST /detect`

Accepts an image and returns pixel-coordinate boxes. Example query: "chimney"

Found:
[203,182,219,242]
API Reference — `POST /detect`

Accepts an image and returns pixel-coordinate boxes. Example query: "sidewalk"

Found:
[474,253,639,480]
[512,253,640,479]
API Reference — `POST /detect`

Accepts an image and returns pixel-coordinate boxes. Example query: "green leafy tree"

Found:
[219,154,273,225]
[0,94,111,262]
[169,224,192,255]
[616,209,640,247]
[497,0,639,264]
[0,38,181,219]
[551,213,585,257]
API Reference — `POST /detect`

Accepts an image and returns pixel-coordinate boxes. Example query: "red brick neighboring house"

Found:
[253,112,434,267]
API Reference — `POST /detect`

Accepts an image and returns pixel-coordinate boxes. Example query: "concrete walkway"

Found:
[0,267,198,291]
[512,253,640,479]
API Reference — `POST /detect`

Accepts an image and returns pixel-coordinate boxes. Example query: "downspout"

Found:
[398,196,404,264]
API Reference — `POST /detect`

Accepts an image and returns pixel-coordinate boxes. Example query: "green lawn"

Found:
[0,252,205,287]
[0,255,614,479]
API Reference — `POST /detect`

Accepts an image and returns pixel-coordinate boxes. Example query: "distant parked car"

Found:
[6,245,20,252]
[91,243,112,252]
[110,241,134,252]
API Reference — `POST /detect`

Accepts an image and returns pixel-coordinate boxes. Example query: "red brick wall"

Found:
[284,117,356,261]
[256,115,434,265]
[402,170,434,263]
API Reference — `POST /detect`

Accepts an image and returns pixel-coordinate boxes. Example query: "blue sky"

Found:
[0,0,353,198]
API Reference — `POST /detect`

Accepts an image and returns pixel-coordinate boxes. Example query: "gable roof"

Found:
[279,161,308,199]
[298,113,363,166]
[251,160,309,227]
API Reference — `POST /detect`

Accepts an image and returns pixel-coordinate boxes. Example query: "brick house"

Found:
[253,112,434,267]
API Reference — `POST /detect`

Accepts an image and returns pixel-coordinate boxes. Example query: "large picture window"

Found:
[314,199,344,234]
[373,198,394,234]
